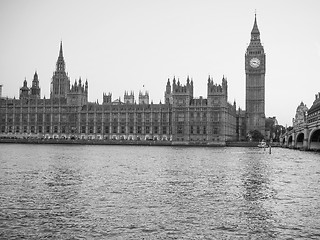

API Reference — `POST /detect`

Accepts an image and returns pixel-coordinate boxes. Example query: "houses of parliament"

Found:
[0,15,266,145]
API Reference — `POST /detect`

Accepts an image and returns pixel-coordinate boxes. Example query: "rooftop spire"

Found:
[59,41,63,58]
[251,13,260,36]
[56,41,66,72]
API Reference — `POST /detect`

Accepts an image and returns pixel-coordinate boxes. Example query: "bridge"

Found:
[280,97,320,151]
[280,122,320,150]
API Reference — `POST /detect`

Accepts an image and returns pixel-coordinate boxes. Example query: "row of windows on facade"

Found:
[2,125,168,135]
[1,126,218,135]
[2,112,220,122]
[2,112,170,119]
[308,116,320,123]
[1,115,220,124]
[307,110,320,118]
[1,125,219,135]
[248,51,262,55]
[2,107,220,115]
[2,102,223,112]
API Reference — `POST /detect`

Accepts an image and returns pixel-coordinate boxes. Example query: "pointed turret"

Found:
[56,41,66,72]
[59,41,63,57]
[20,78,30,99]
[30,71,41,99]
[251,14,260,36]
[34,71,38,80]
[249,14,261,44]
[50,41,70,99]
[23,78,28,87]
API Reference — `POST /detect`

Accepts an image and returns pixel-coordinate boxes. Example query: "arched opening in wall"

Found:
[288,135,293,147]
[296,133,304,149]
[282,137,285,146]
[309,129,320,150]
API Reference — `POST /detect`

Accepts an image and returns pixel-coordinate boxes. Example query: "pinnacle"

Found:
[59,41,63,58]
[251,14,260,35]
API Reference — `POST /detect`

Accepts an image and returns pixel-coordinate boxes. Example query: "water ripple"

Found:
[0,145,320,239]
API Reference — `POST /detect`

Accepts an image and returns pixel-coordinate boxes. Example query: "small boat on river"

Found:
[258,141,268,148]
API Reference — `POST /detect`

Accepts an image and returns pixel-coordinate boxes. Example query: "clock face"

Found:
[250,58,260,68]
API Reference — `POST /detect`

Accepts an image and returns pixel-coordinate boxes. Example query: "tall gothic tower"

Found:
[245,14,266,136]
[50,41,70,99]
[30,71,40,99]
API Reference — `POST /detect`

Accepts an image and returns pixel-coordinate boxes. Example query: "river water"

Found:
[0,144,320,239]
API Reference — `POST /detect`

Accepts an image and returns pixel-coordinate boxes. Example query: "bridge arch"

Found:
[309,128,320,150]
[296,132,304,149]
[288,135,293,148]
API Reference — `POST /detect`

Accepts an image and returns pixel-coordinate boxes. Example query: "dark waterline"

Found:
[1,144,320,239]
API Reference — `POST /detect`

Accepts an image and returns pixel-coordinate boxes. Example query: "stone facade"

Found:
[0,15,266,144]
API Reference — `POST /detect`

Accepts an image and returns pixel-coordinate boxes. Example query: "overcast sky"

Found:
[0,0,319,126]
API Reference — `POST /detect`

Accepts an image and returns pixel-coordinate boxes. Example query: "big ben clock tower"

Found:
[245,14,266,136]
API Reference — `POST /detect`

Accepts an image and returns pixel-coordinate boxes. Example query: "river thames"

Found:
[0,144,320,239]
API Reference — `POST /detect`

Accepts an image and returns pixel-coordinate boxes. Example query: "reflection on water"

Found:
[241,152,277,238]
[0,144,320,239]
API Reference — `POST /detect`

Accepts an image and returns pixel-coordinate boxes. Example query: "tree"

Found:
[247,130,264,142]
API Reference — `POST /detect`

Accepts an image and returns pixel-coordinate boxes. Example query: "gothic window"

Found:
[30,126,35,133]
[121,113,126,122]
[15,115,20,123]
[129,113,134,122]
[113,126,117,134]
[121,126,125,134]
[37,114,43,122]
[54,126,58,133]
[129,126,134,134]
[213,113,219,122]
[197,126,200,134]
[203,126,206,135]
[137,126,142,134]
[24,126,28,133]
[53,114,59,122]
[154,126,158,134]
[45,114,51,123]
[104,113,110,122]
[177,125,183,134]
[61,114,67,122]
[162,126,167,135]
[22,114,28,123]
[81,126,86,134]
[178,113,184,122]
[105,126,109,134]
[46,126,50,133]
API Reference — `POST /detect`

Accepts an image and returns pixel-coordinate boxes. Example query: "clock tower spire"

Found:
[245,14,266,136]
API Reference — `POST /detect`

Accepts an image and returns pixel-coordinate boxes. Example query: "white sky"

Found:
[0,0,319,126]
